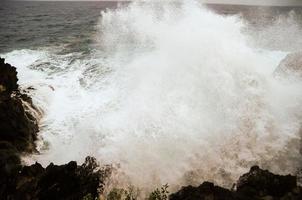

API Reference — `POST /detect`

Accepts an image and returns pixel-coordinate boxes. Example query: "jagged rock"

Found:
[0,92,39,152]
[236,166,299,198]
[275,52,302,78]
[169,182,236,200]
[0,58,112,200]
[0,58,18,94]
[169,166,302,200]
[0,57,41,198]
[0,57,39,156]
[1,156,112,200]
[1,58,302,200]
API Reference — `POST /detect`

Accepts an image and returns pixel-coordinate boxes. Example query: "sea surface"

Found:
[1,1,302,191]
[1,1,302,53]
[0,1,124,54]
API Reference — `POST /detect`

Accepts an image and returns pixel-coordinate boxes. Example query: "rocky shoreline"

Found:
[170,166,301,200]
[0,58,112,200]
[0,57,301,200]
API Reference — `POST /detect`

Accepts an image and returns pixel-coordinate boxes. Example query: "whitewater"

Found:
[2,0,302,192]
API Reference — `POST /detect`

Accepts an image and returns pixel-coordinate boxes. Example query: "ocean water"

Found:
[1,0,302,193]
[0,1,121,54]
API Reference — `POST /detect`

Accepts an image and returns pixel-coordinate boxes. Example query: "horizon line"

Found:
[5,0,302,6]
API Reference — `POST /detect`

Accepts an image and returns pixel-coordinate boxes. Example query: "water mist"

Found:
[2,0,302,192]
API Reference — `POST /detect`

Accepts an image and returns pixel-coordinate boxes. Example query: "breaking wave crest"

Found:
[2,0,302,192]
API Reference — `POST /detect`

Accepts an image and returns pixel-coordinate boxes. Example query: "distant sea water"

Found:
[0,1,302,53]
[1,1,302,191]
[0,1,121,54]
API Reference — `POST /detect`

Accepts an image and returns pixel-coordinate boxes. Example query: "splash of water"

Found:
[3,0,302,191]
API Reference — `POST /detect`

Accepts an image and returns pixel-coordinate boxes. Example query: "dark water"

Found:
[0,1,302,53]
[0,1,122,54]
[0,1,301,53]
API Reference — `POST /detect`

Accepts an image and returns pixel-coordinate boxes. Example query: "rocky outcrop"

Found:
[0,58,112,200]
[169,181,236,200]
[0,57,40,153]
[1,156,112,200]
[236,166,298,198]
[0,91,40,153]
[0,58,18,93]
[0,57,40,180]
[1,57,302,199]
[170,166,302,200]
[275,52,302,78]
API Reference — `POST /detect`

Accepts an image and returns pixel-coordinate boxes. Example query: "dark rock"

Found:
[0,58,113,200]
[0,57,39,153]
[0,141,21,176]
[0,92,39,152]
[170,166,302,200]
[1,156,112,200]
[0,57,41,193]
[236,166,298,198]
[1,58,301,200]
[0,57,39,199]
[170,182,236,200]
[0,57,18,94]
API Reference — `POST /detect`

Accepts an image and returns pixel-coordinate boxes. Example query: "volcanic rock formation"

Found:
[170,166,302,200]
[0,58,111,200]
[1,57,302,200]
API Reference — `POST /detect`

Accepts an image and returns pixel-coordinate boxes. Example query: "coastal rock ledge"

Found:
[170,166,302,200]
[0,57,301,200]
[0,57,40,181]
[0,57,111,200]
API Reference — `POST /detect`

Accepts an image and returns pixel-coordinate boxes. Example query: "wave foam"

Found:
[2,0,302,191]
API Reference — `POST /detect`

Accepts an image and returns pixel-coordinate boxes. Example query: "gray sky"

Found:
[203,0,302,5]
[11,0,302,6]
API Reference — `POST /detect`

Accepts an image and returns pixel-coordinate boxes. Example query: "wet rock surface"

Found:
[169,181,236,200]
[0,58,112,200]
[236,166,298,198]
[1,57,302,199]
[0,57,40,180]
[2,156,112,200]
[170,166,302,200]
[0,58,18,93]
